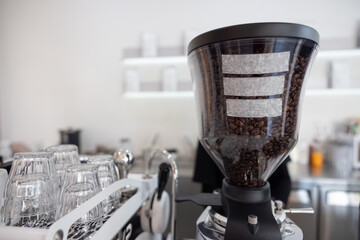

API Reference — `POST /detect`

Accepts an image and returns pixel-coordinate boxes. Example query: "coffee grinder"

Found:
[186,23,319,240]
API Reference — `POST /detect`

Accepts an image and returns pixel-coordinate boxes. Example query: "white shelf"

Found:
[122,88,360,99]
[123,56,187,66]
[316,49,360,59]
[122,49,360,65]
[123,91,194,99]
[305,88,360,96]
[121,49,360,99]
[123,88,360,99]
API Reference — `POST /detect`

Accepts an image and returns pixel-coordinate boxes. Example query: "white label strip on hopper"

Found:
[223,76,285,97]
[226,99,283,118]
[222,52,290,74]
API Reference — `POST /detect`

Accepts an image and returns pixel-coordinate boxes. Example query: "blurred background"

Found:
[0,1,360,239]
[0,0,359,158]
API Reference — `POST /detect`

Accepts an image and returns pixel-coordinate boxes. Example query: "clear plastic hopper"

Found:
[188,23,319,188]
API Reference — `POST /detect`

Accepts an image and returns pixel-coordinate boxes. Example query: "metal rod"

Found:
[284,208,315,214]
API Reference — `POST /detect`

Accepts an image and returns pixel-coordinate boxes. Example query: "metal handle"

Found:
[144,148,178,240]
[157,162,171,200]
[283,208,314,214]
[113,149,134,179]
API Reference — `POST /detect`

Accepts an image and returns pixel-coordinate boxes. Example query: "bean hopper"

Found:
[186,23,319,240]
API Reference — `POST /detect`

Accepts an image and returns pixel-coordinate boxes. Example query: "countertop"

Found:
[2,155,358,185]
[130,157,195,178]
[130,156,360,186]
[288,162,360,185]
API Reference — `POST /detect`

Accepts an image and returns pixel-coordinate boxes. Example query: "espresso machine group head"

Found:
[187,22,319,240]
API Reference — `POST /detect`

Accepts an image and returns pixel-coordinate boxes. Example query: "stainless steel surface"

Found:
[288,162,360,240]
[279,219,303,240]
[195,207,303,240]
[113,149,134,179]
[275,200,284,210]
[287,173,319,240]
[288,162,360,184]
[53,230,63,240]
[141,148,178,240]
[120,185,138,198]
[114,150,137,199]
[131,157,193,178]
[284,208,315,214]
[134,159,360,183]
[175,177,203,239]
[209,208,227,228]
[196,207,224,240]
[318,183,360,240]
[160,149,178,240]
[130,157,202,239]
[248,215,258,225]
[132,159,360,239]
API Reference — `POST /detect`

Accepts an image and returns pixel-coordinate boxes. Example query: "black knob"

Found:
[157,162,171,200]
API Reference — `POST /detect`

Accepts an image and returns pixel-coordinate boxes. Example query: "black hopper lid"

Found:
[188,22,320,55]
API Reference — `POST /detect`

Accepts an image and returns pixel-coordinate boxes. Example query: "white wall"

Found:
[1,0,360,159]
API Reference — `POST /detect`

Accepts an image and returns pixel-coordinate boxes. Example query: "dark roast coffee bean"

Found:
[193,38,317,187]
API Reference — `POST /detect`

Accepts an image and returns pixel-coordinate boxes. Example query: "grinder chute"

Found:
[187,22,319,239]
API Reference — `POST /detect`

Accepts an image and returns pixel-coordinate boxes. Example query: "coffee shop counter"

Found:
[130,156,360,183]
[130,157,195,178]
[287,162,360,240]
[288,161,360,185]
[130,157,360,240]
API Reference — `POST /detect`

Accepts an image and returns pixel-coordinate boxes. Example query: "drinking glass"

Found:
[2,152,59,227]
[59,164,102,224]
[0,168,8,226]
[87,155,121,212]
[46,144,80,188]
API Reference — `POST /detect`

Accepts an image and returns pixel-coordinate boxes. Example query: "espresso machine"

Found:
[186,22,319,240]
[0,149,177,240]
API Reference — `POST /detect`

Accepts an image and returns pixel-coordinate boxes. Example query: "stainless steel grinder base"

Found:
[196,206,303,240]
